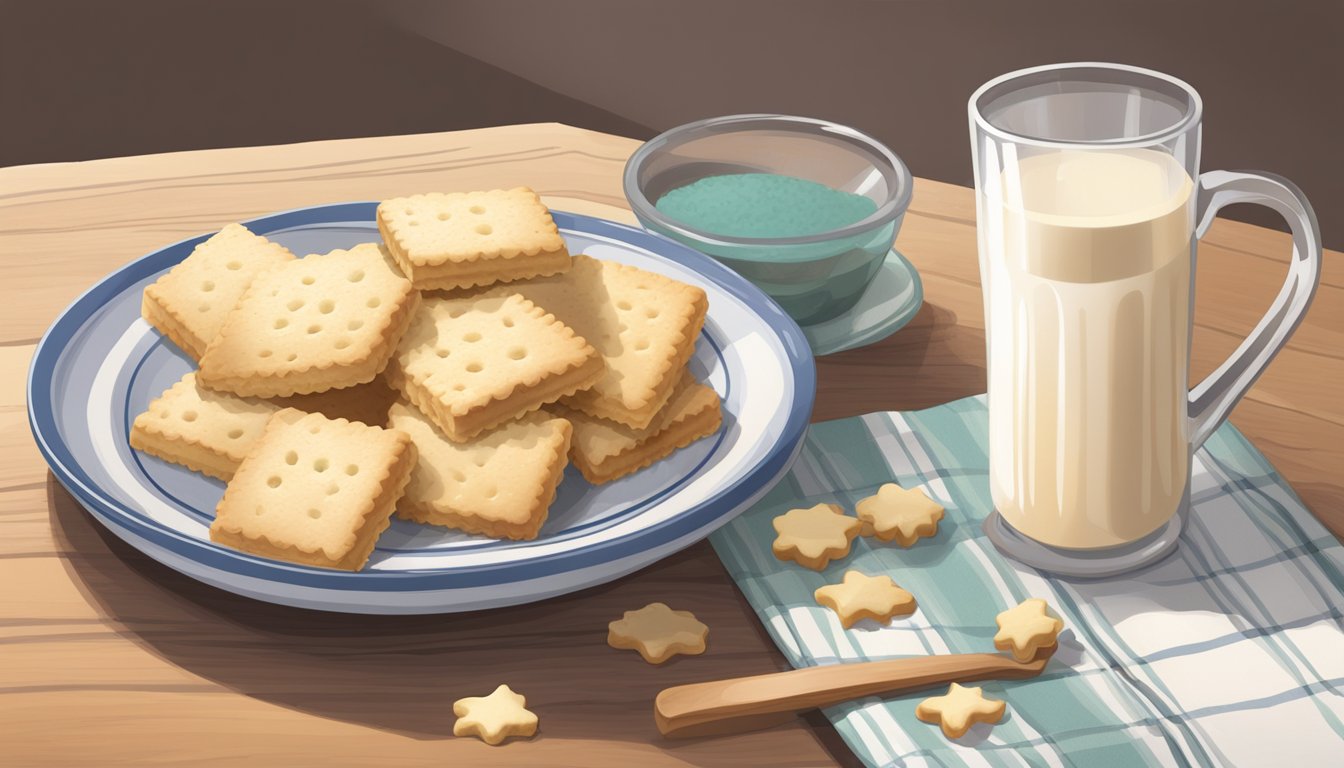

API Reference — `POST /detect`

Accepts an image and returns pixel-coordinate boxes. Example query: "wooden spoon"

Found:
[655,643,1056,738]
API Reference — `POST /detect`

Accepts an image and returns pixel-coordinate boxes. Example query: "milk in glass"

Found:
[980,148,1195,549]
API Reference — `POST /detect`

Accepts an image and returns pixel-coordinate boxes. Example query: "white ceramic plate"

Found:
[28,204,815,614]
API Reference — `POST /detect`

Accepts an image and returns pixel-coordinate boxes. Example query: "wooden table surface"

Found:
[2,123,1340,767]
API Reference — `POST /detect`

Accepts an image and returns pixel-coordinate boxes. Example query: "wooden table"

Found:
[2,124,1340,767]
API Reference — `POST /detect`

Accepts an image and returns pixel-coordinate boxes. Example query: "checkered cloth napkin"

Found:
[709,395,1344,767]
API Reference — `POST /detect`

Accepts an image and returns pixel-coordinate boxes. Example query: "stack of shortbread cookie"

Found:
[131,187,721,570]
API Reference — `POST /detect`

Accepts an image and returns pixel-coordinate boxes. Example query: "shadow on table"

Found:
[48,477,863,766]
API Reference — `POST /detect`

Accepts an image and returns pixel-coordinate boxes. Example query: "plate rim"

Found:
[27,202,816,593]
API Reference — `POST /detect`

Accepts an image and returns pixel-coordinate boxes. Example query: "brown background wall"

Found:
[2,0,1340,246]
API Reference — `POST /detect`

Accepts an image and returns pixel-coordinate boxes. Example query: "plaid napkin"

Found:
[710,395,1344,767]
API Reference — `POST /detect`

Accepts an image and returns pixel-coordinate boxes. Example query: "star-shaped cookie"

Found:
[452,684,538,746]
[915,683,1006,739]
[608,602,709,664]
[814,570,918,629]
[994,598,1065,662]
[855,483,944,547]
[771,503,863,571]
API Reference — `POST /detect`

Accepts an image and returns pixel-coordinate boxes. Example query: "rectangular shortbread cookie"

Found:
[142,223,294,360]
[486,255,708,430]
[388,400,572,540]
[377,187,571,291]
[197,243,419,398]
[129,372,282,480]
[385,292,603,442]
[209,408,416,571]
[564,372,722,484]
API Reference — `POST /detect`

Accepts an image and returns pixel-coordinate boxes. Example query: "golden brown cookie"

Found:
[387,401,571,541]
[994,598,1065,662]
[208,409,416,571]
[855,483,944,547]
[915,683,1006,739]
[197,243,418,397]
[771,503,862,571]
[141,223,294,360]
[485,255,708,430]
[563,371,721,484]
[130,372,281,480]
[814,570,917,629]
[452,684,539,746]
[378,187,571,291]
[386,292,602,442]
[607,602,709,664]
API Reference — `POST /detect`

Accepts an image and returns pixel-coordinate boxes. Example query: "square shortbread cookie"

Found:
[142,223,294,360]
[487,255,708,430]
[387,400,572,540]
[129,372,282,480]
[377,187,571,291]
[197,243,419,398]
[385,293,603,442]
[564,371,722,484]
[209,409,416,571]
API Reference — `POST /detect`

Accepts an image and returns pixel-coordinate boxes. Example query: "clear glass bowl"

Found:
[623,114,912,325]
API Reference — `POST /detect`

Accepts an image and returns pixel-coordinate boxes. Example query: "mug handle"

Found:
[1188,170,1323,449]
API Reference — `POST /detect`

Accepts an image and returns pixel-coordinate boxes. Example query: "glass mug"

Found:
[969,63,1322,576]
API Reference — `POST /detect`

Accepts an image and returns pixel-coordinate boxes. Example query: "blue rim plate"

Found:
[28,204,816,614]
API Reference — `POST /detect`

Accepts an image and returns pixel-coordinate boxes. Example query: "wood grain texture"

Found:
[0,123,1340,766]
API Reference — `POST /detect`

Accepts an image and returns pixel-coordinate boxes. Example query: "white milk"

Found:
[981,148,1195,549]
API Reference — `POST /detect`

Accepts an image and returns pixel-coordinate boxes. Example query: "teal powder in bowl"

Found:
[626,116,912,327]
[654,174,877,239]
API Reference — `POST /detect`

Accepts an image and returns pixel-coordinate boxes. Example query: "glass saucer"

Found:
[803,248,923,356]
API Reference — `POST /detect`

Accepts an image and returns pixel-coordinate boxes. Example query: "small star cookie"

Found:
[994,598,1065,662]
[814,570,917,628]
[772,503,862,570]
[608,602,709,664]
[452,684,538,746]
[916,683,1006,739]
[855,483,944,546]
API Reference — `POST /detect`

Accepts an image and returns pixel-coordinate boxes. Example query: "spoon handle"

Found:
[656,652,1044,738]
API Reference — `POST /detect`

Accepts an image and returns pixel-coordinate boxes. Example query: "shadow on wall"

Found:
[389,0,1343,243]
[3,0,1340,244]
[0,0,653,167]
